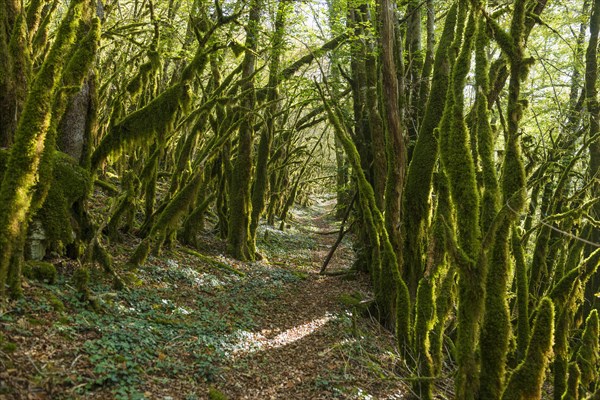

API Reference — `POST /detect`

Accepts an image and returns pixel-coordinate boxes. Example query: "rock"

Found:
[26,220,47,260]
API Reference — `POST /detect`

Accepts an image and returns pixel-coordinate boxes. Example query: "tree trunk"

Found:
[228,0,262,261]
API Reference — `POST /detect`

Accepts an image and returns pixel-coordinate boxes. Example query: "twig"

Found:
[27,354,43,375]
[70,354,82,369]
[506,202,600,248]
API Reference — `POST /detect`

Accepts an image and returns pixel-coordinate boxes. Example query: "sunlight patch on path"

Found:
[228,314,333,356]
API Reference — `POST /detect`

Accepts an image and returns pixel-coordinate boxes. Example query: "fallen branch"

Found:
[320,192,357,274]
[181,247,246,277]
[94,179,120,195]
[321,269,356,276]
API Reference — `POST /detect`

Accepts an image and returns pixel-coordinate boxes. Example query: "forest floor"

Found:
[0,194,412,399]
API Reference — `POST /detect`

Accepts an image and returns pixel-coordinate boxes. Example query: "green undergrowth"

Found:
[258,223,317,263]
[1,250,305,398]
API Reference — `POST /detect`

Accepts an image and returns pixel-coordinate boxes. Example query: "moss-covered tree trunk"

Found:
[402,3,457,299]
[227,0,262,261]
[362,5,386,212]
[437,5,483,398]
[479,0,529,395]
[347,4,375,274]
[379,0,407,329]
[317,81,411,352]
[0,0,89,298]
[501,298,555,400]
[0,0,30,148]
[584,0,600,312]
[249,0,289,255]
[404,0,423,149]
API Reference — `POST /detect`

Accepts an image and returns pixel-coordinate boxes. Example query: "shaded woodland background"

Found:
[1,0,600,398]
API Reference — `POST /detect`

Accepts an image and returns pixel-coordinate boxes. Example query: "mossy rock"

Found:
[338,292,363,307]
[47,294,65,312]
[338,292,371,312]
[23,261,57,284]
[208,387,228,400]
[72,267,90,294]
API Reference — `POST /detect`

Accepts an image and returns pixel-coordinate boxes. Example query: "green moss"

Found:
[338,292,363,307]
[561,363,580,400]
[413,278,435,400]
[512,228,530,361]
[316,82,410,349]
[487,17,517,61]
[501,297,555,400]
[577,310,599,391]
[72,267,90,296]
[554,303,574,400]
[151,173,203,238]
[91,82,191,170]
[430,266,454,375]
[180,247,245,277]
[37,151,91,249]
[474,18,500,233]
[38,184,71,249]
[126,239,151,270]
[23,260,57,284]
[92,240,113,273]
[120,272,142,286]
[0,0,86,298]
[2,342,17,353]
[48,294,65,312]
[403,3,458,298]
[72,266,99,309]
[438,10,484,399]
[208,387,228,400]
[126,62,154,96]
[479,221,512,398]
[126,172,204,270]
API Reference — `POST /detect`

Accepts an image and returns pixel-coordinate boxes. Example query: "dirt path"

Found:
[217,197,407,399]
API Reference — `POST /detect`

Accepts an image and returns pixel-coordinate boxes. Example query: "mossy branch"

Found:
[501,298,555,400]
[91,83,190,170]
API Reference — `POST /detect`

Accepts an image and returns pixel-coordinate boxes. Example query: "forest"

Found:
[1,0,600,398]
